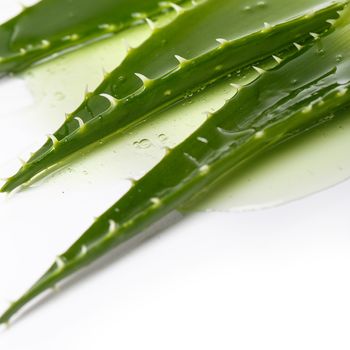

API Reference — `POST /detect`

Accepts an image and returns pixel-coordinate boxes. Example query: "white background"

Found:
[1,1,350,349]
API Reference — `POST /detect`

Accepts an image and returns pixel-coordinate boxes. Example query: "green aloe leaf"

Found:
[1,0,345,192]
[1,3,349,325]
[0,0,188,76]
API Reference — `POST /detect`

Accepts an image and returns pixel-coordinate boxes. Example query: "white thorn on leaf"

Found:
[63,33,79,41]
[302,105,313,114]
[80,245,88,257]
[169,2,184,14]
[108,220,119,233]
[326,19,336,26]
[317,99,325,107]
[84,85,92,99]
[199,165,210,175]
[197,136,208,144]
[123,220,134,228]
[74,117,85,128]
[99,23,117,32]
[174,54,188,65]
[205,111,214,120]
[126,177,137,186]
[123,39,133,53]
[310,32,320,39]
[18,157,26,166]
[216,38,229,46]
[230,83,242,91]
[145,18,156,31]
[55,256,65,270]
[252,66,266,75]
[131,12,146,19]
[102,68,109,79]
[99,93,119,108]
[305,10,315,18]
[150,197,162,207]
[135,73,152,87]
[263,22,272,31]
[337,87,348,97]
[293,42,304,51]
[47,134,59,148]
[158,2,169,8]
[71,33,80,41]
[19,2,28,10]
[40,39,50,48]
[163,146,172,155]
[255,130,265,139]
[272,55,283,64]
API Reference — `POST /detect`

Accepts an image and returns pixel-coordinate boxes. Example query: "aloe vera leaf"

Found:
[1,1,345,193]
[0,0,189,76]
[2,14,350,324]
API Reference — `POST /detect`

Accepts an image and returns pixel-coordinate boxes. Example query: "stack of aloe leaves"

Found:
[0,0,349,325]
